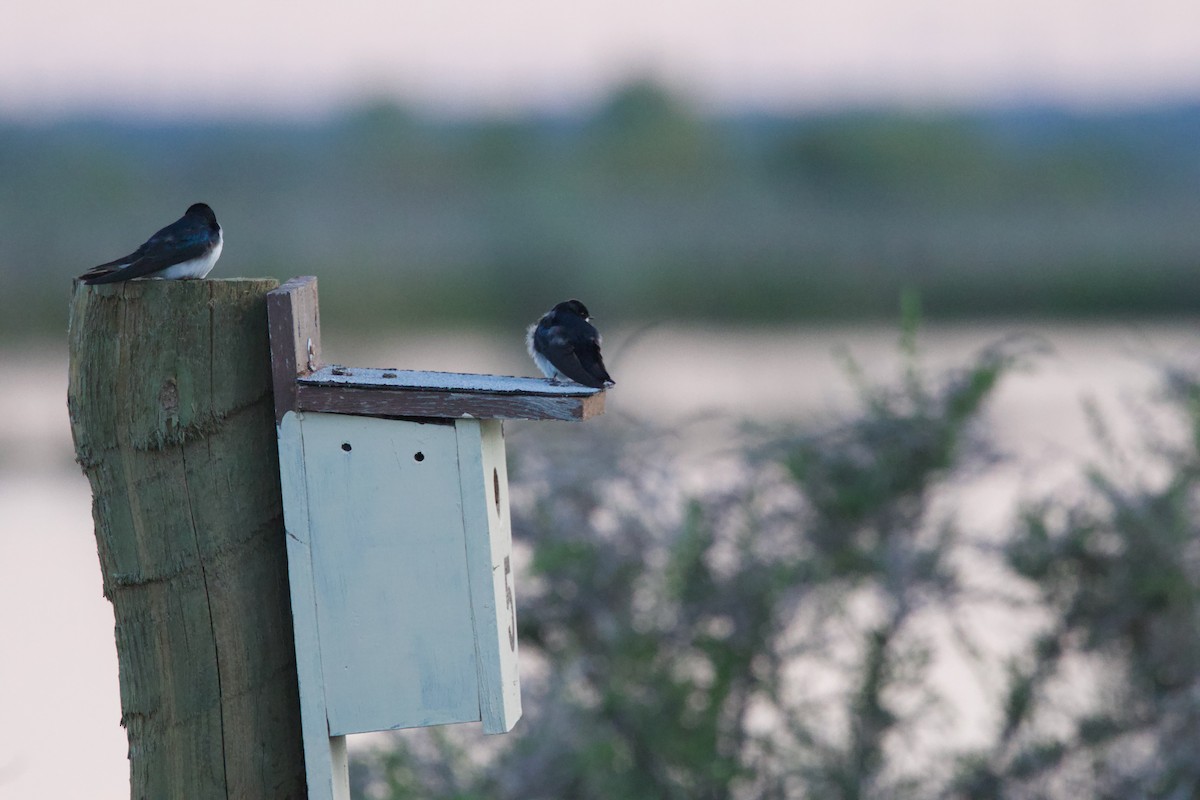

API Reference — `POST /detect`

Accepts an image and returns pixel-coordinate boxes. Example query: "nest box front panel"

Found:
[300,412,481,735]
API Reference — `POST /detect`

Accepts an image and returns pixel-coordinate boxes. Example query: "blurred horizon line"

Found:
[5,75,1200,126]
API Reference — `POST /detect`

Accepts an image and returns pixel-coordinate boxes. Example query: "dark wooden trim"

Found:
[301,365,599,397]
[296,383,605,422]
[266,276,321,424]
[267,275,606,423]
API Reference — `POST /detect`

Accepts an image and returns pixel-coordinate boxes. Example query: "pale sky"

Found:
[2,0,1199,118]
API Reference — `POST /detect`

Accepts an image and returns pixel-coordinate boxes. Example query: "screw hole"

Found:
[414,451,425,462]
[341,442,352,452]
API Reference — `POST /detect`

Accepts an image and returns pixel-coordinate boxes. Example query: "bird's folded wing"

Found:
[81,230,212,284]
[543,331,603,388]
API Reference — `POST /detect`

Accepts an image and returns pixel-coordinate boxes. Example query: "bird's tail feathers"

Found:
[78,262,131,284]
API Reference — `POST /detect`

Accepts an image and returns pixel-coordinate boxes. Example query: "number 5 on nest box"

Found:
[267,277,606,800]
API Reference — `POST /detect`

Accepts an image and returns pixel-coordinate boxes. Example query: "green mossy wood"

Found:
[67,279,306,799]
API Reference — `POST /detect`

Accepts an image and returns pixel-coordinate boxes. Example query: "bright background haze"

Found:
[3,0,1200,118]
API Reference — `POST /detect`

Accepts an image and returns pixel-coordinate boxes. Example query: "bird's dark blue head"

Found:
[553,299,592,321]
[186,203,218,226]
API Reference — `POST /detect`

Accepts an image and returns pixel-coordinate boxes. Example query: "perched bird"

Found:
[78,203,223,284]
[527,299,615,389]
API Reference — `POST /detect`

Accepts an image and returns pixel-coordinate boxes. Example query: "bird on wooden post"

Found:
[527,299,615,389]
[78,202,223,284]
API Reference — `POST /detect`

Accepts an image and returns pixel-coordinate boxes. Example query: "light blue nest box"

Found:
[266,276,605,800]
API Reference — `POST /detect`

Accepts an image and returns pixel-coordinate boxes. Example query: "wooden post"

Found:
[67,279,306,799]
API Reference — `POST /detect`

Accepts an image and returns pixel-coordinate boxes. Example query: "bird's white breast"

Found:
[526,323,560,380]
[157,233,223,280]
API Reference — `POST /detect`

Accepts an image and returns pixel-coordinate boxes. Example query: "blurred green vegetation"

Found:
[349,321,1200,799]
[3,81,1200,337]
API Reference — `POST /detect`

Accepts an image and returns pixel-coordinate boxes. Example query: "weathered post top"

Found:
[266,275,605,424]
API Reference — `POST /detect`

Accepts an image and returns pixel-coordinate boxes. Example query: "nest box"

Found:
[266,277,605,800]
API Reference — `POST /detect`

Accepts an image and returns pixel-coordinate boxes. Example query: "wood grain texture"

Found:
[67,278,306,800]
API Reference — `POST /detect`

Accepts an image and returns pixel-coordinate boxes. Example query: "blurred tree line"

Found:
[349,318,1200,799]
[2,80,1200,337]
